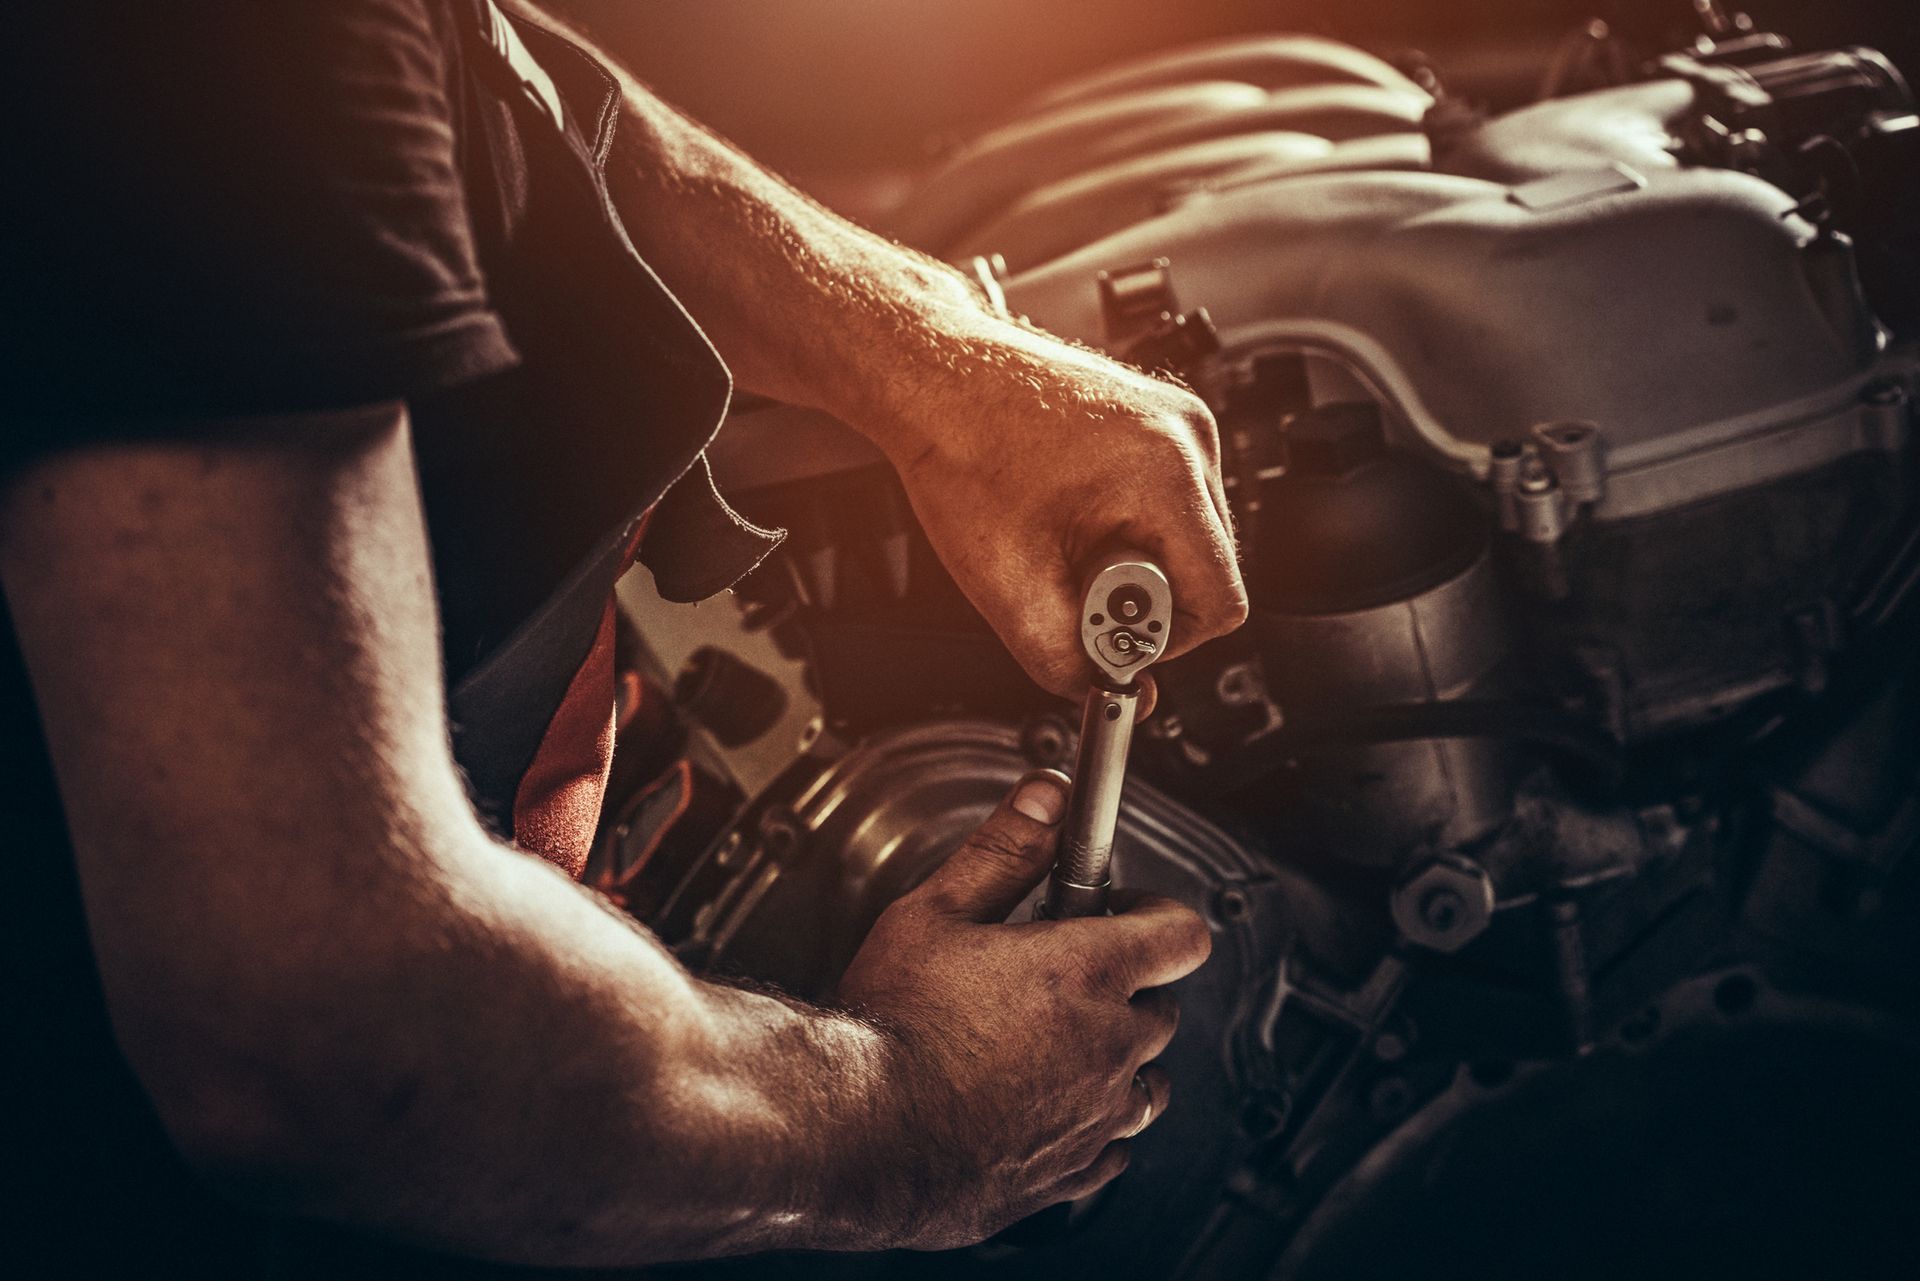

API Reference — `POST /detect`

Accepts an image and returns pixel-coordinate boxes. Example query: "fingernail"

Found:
[1010,772,1068,825]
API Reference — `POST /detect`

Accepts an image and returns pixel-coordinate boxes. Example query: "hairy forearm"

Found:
[183,829,911,1265]
[517,3,1066,455]
[604,91,982,413]
[0,413,917,1267]
[512,6,1247,701]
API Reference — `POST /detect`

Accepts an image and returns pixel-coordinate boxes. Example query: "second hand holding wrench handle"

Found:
[1042,555,1173,919]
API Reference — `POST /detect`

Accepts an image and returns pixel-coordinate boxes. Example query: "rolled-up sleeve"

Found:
[1,0,517,434]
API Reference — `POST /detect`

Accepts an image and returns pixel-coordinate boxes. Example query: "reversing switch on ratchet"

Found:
[1040,554,1173,920]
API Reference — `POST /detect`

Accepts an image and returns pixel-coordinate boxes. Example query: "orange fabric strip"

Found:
[510,600,619,878]
[510,516,653,877]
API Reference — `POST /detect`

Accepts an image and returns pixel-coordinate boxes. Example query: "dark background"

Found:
[561,0,1917,180]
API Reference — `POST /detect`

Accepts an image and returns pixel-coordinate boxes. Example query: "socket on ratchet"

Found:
[1041,555,1174,919]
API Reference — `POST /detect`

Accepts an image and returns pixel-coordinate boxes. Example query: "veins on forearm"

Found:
[604,98,984,402]
[689,980,917,1252]
[513,8,998,411]
[515,5,1169,450]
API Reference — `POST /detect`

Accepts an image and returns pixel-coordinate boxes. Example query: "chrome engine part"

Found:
[619,9,1920,1279]
[992,87,1907,522]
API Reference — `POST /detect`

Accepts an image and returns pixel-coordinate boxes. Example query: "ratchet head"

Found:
[1080,556,1173,689]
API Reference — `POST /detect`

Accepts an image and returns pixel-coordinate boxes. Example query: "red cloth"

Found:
[510,518,650,877]
[510,602,620,877]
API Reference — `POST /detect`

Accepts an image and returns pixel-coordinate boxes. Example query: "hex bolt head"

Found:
[1021,716,1073,767]
[757,808,804,865]
[1420,888,1465,933]
[1212,887,1251,925]
[1391,857,1496,953]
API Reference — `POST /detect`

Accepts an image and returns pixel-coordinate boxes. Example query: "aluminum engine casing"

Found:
[712,42,1917,740]
[985,81,1908,522]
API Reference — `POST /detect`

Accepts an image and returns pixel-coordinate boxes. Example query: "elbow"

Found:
[130,1035,406,1214]
[164,1094,315,1210]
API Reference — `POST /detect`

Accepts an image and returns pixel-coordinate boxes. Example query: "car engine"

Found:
[608,6,1920,1278]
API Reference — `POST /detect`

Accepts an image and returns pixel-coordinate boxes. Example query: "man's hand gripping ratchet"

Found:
[836,554,1205,1248]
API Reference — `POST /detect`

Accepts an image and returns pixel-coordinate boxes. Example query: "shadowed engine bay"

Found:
[608,6,1920,1277]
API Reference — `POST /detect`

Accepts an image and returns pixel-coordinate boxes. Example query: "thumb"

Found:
[914,771,1070,924]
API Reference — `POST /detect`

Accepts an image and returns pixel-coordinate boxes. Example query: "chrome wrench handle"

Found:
[1041,556,1172,919]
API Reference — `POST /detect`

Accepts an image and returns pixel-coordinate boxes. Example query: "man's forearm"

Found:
[602,78,985,416]
[182,825,911,1266]
[514,5,1249,703]
[0,412,915,1269]
[519,3,1056,456]
[155,818,913,1267]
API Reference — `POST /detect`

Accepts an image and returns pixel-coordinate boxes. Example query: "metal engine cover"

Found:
[994,83,1904,520]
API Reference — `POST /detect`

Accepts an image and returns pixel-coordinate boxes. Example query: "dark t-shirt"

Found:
[1,2,775,1274]
[5,2,518,422]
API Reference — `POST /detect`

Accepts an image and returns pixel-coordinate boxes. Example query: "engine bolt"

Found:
[1020,716,1072,768]
[1213,887,1251,924]
[757,808,804,865]
[1420,888,1465,934]
[1391,857,1495,954]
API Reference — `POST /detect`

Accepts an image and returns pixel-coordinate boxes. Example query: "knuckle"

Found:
[1155,384,1213,425]
[1054,941,1127,1001]
[1185,408,1223,460]
[963,821,1038,868]
[1099,1021,1140,1070]
[1012,611,1060,657]
[1008,627,1085,696]
[1143,421,1195,466]
[1162,383,1208,421]
[1038,651,1086,697]
[909,886,965,919]
[1039,942,1087,991]
[1075,947,1134,1000]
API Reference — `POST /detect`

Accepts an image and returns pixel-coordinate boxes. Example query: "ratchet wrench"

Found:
[1041,554,1173,919]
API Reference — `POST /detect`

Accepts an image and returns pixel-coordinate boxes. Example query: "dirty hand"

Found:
[838,771,1213,1249]
[863,316,1249,698]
